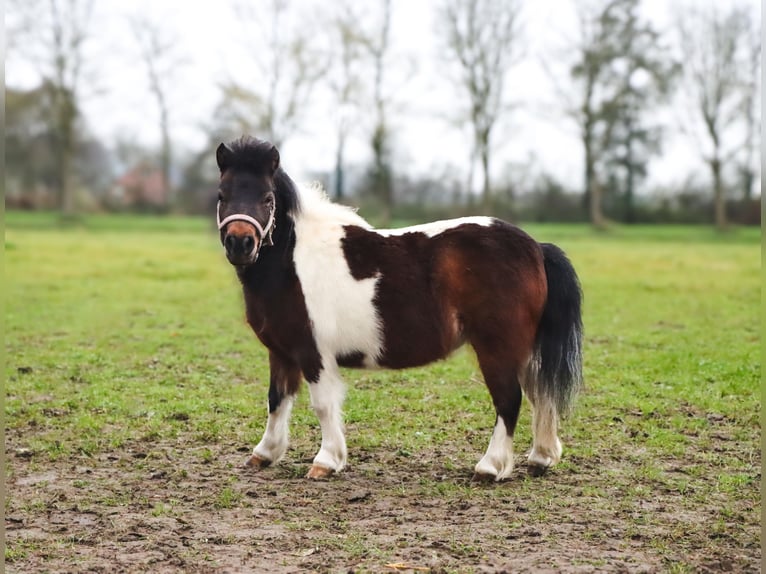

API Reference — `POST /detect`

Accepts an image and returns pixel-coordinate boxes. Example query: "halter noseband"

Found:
[216,201,276,248]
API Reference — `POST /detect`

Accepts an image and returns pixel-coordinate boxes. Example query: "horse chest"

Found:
[242,279,322,381]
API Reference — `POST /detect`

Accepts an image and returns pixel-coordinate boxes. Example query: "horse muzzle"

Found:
[223,222,259,266]
[217,202,275,266]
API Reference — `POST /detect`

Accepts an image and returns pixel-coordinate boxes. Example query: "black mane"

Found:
[225,135,301,216]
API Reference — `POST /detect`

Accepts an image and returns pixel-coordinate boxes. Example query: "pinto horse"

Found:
[215,136,583,481]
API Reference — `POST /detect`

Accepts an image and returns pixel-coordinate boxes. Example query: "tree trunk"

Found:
[334,132,345,200]
[57,90,77,216]
[58,143,74,215]
[371,122,392,224]
[159,100,172,207]
[711,157,727,230]
[590,177,606,229]
[466,146,476,202]
[741,167,753,202]
[480,136,491,211]
[624,155,635,223]
[624,115,635,223]
[583,135,595,215]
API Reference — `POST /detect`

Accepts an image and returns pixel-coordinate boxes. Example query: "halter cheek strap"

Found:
[216,201,276,247]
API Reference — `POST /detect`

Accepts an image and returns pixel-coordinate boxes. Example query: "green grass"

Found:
[5,212,759,463]
[4,212,761,570]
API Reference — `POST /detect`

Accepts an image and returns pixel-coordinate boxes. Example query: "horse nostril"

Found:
[242,236,254,254]
[224,234,237,254]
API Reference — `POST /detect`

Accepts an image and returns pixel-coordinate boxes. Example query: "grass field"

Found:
[5,212,761,573]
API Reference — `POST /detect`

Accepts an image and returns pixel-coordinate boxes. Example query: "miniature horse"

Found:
[214,136,583,481]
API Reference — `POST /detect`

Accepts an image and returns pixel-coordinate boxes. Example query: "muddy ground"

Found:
[5,430,761,574]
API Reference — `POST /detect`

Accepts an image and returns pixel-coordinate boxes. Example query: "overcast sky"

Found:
[6,0,761,194]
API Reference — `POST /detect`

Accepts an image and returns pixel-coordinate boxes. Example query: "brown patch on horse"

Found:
[268,350,303,411]
[341,226,467,368]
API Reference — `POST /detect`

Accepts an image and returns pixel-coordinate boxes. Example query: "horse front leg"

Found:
[306,364,347,479]
[245,351,301,469]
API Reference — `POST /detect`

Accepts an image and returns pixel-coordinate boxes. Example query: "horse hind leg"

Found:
[473,358,524,482]
[523,358,563,477]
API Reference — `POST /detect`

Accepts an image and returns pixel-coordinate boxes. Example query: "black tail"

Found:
[535,243,584,415]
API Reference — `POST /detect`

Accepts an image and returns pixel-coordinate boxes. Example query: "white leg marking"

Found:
[528,399,562,469]
[252,396,294,463]
[308,368,347,472]
[475,416,515,481]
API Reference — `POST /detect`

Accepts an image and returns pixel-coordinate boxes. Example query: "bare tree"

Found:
[599,2,678,223]
[570,2,615,228]
[131,17,184,206]
[678,4,753,229]
[224,0,325,148]
[549,0,678,227]
[365,0,394,220]
[326,2,368,200]
[8,0,96,215]
[738,15,761,202]
[438,0,522,208]
[565,0,632,228]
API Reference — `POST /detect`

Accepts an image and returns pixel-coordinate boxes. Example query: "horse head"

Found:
[215,137,280,266]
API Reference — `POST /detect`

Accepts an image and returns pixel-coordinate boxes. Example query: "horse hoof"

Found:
[244,454,271,469]
[471,471,498,483]
[306,464,334,480]
[527,464,548,477]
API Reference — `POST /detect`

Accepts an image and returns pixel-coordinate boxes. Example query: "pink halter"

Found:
[216,201,275,246]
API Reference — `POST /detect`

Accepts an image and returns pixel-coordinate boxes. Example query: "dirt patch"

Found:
[5,433,761,573]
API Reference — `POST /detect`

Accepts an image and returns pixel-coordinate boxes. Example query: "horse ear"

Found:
[269,145,280,174]
[216,143,233,172]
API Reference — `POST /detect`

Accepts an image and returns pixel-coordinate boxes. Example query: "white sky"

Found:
[5,0,761,194]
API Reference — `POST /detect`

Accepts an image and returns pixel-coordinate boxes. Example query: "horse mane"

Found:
[294,181,371,228]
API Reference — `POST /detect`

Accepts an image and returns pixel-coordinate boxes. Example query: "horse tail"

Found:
[533,243,584,415]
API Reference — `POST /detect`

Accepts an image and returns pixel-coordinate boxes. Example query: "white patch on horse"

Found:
[376,216,494,238]
[474,416,515,481]
[292,183,384,367]
[252,395,294,463]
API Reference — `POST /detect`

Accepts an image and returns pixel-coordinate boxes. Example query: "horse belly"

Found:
[375,299,463,369]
